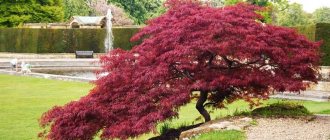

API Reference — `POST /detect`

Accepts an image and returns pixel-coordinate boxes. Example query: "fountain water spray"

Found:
[105,9,114,53]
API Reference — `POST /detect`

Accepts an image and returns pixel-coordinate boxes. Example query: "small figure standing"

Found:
[21,61,31,74]
[10,58,18,71]
[20,61,25,73]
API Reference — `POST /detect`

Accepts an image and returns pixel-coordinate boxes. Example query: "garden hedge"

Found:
[293,23,330,66]
[315,23,330,66]
[0,27,141,53]
[292,25,316,41]
[1,24,330,66]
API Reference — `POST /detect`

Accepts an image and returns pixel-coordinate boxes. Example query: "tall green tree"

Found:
[63,0,92,20]
[0,0,64,27]
[313,7,330,23]
[224,0,273,23]
[224,0,271,6]
[224,0,289,23]
[276,3,312,26]
[246,0,269,6]
[108,0,164,24]
[224,0,243,5]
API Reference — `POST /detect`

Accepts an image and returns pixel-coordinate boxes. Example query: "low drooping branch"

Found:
[196,90,211,122]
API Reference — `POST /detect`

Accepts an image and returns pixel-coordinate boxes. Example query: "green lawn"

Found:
[0,74,93,140]
[191,130,246,140]
[0,74,329,140]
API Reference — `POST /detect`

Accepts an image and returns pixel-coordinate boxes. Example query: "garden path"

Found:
[246,116,330,140]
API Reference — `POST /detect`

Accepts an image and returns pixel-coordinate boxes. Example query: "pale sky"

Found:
[290,0,330,13]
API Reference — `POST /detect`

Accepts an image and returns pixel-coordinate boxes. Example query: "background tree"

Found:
[63,0,92,20]
[224,0,290,24]
[276,3,312,26]
[313,7,330,23]
[0,0,63,27]
[224,0,243,5]
[86,0,134,25]
[108,0,165,24]
[39,1,320,140]
[268,0,289,24]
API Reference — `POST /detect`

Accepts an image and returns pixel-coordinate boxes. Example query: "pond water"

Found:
[39,70,97,79]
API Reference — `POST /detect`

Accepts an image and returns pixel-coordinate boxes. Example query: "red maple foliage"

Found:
[39,1,320,140]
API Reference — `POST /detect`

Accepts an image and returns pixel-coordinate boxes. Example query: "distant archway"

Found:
[100,17,107,28]
[71,22,80,28]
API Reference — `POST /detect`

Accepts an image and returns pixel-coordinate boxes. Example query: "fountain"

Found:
[105,9,114,53]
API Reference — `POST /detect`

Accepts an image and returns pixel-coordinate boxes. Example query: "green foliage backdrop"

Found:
[313,7,330,23]
[0,0,64,27]
[0,27,140,53]
[108,0,164,24]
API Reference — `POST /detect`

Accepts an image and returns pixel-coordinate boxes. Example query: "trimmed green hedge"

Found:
[2,25,330,66]
[112,28,141,50]
[293,23,330,66]
[293,25,316,41]
[0,27,141,53]
[315,23,330,66]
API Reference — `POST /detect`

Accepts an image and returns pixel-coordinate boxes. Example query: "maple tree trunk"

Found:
[196,90,211,122]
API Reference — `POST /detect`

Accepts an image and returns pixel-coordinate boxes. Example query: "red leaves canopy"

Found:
[39,1,320,140]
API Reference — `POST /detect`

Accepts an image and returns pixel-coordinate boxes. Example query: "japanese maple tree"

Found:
[39,0,320,139]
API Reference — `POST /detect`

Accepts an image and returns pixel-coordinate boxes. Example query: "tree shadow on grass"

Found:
[149,123,202,140]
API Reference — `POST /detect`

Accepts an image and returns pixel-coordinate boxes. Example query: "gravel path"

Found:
[247,116,330,140]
